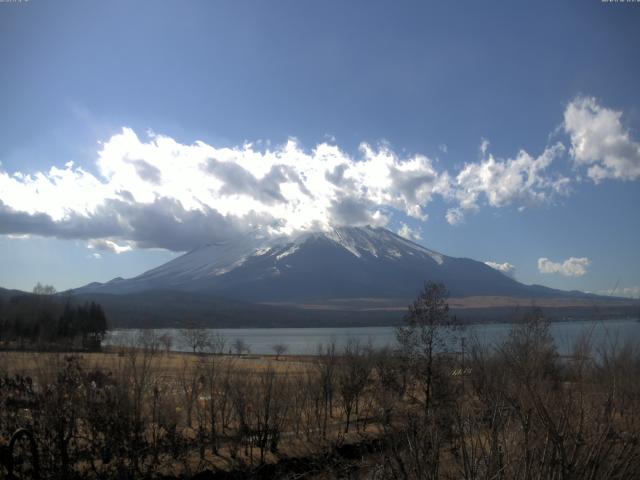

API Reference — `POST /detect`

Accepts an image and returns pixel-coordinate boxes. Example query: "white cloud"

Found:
[480,138,490,156]
[564,96,640,182]
[485,261,515,278]
[445,207,465,225]
[88,239,133,254]
[599,286,640,299]
[538,257,590,277]
[7,94,636,251]
[453,142,569,212]
[619,286,640,298]
[0,128,451,250]
[397,222,422,241]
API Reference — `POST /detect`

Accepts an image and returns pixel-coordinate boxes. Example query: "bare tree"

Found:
[499,306,559,385]
[232,338,250,356]
[245,368,290,463]
[372,346,407,426]
[137,329,161,355]
[337,339,371,433]
[197,354,235,454]
[207,332,226,355]
[396,281,457,415]
[180,326,211,354]
[122,342,156,475]
[32,282,57,295]
[178,358,203,429]
[272,343,288,360]
[158,333,173,355]
[315,341,338,438]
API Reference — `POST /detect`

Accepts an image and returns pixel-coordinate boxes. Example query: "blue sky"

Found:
[0,0,639,296]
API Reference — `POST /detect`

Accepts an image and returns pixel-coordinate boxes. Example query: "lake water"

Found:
[104,318,640,355]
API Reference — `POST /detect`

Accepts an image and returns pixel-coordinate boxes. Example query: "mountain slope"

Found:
[75,226,584,302]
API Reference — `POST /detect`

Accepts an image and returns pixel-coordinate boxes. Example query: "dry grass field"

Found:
[0,349,315,378]
[1,345,388,478]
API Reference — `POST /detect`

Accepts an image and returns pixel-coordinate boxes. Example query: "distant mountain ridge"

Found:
[74,226,598,302]
[2,225,637,329]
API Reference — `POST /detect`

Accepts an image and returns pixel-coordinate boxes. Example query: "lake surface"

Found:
[104,318,640,355]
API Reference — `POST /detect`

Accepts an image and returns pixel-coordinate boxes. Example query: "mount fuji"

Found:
[76,226,580,302]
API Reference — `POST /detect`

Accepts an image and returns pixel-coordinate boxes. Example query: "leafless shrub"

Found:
[137,329,161,355]
[196,353,236,455]
[272,343,288,360]
[232,338,251,356]
[337,339,372,433]
[158,332,173,355]
[207,331,227,355]
[316,341,338,438]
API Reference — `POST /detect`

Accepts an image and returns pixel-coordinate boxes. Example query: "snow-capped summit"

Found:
[75,225,562,301]
[303,226,444,264]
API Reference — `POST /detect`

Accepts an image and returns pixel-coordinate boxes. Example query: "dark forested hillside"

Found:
[0,287,107,349]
